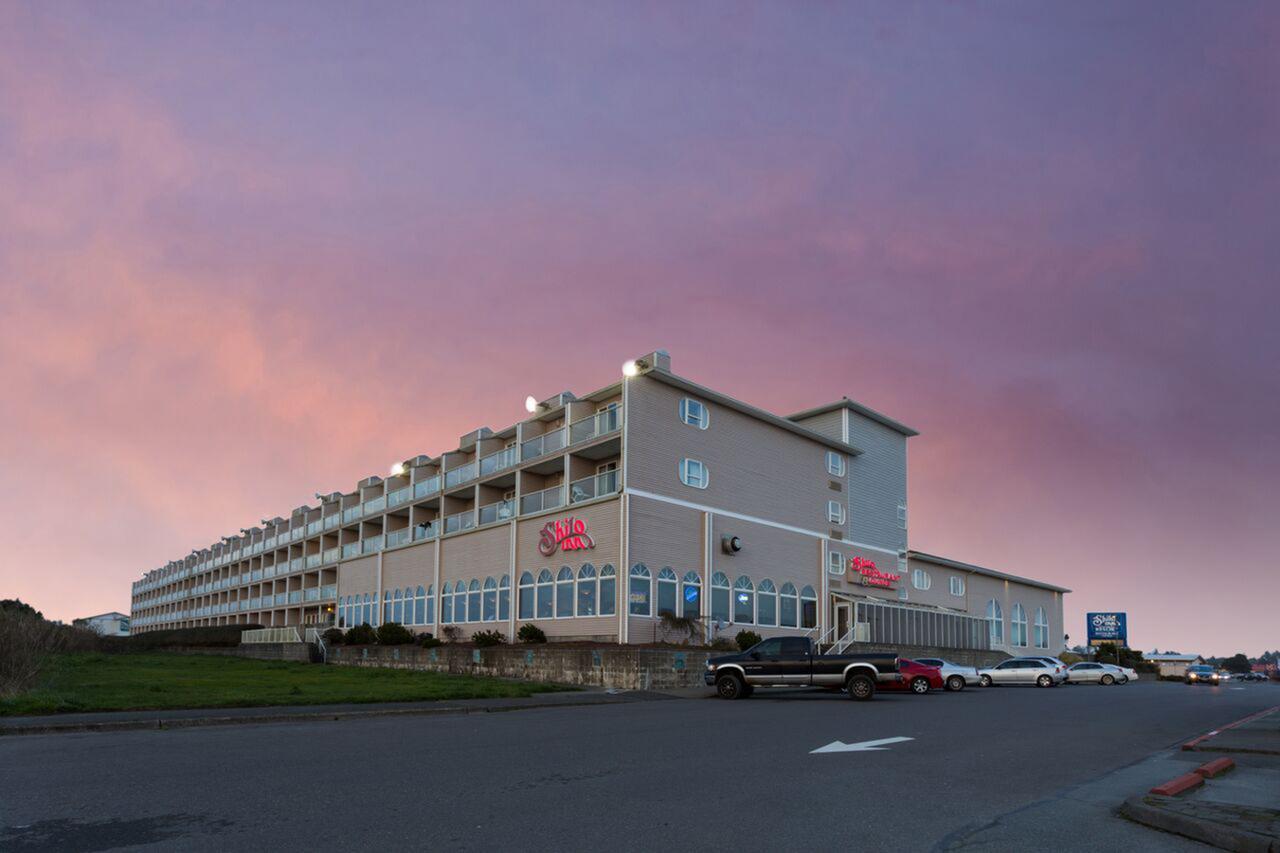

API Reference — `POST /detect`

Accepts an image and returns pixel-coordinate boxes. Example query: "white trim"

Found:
[841,408,850,444]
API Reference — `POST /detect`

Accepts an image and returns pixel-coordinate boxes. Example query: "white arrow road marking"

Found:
[810,736,914,754]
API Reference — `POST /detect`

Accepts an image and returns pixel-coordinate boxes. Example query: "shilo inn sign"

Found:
[1086,612,1127,646]
[538,517,595,557]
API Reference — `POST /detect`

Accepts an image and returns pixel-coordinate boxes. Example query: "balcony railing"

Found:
[362,496,386,516]
[321,584,337,600]
[342,506,361,524]
[323,547,341,564]
[521,427,566,462]
[413,520,439,541]
[387,486,411,508]
[361,535,384,554]
[290,558,303,572]
[478,499,515,526]
[520,484,565,515]
[274,592,287,606]
[569,405,620,445]
[569,470,620,504]
[288,590,303,604]
[444,461,477,490]
[304,588,320,602]
[341,542,360,559]
[307,520,322,535]
[292,528,303,541]
[443,510,475,534]
[414,475,441,499]
[385,528,411,548]
[324,515,339,530]
[479,446,518,478]
[305,554,321,569]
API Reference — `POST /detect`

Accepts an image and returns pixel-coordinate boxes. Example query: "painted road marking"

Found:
[811,736,914,754]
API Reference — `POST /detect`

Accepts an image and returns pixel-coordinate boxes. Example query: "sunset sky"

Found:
[1,3,1276,656]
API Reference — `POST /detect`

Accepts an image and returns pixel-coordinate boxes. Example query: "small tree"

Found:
[344,623,377,645]
[375,622,414,646]
[1222,653,1252,674]
[441,625,462,643]
[321,628,344,645]
[735,630,762,651]
[472,630,506,648]
[517,623,547,644]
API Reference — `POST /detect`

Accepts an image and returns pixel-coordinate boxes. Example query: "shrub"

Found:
[0,611,69,698]
[472,630,506,648]
[375,622,414,646]
[708,637,737,652]
[344,623,377,645]
[321,628,344,645]
[659,613,701,644]
[123,624,263,651]
[517,623,547,644]
[441,625,462,643]
[418,635,442,648]
[735,630,762,651]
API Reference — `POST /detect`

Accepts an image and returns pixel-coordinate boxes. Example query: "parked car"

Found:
[705,636,901,700]
[1117,666,1139,682]
[879,659,944,694]
[1065,662,1128,685]
[1241,672,1268,682]
[914,657,981,691]
[1185,664,1220,685]
[978,658,1067,687]
[1026,656,1070,680]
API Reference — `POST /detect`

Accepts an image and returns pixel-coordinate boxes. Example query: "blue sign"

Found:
[1087,612,1127,645]
[684,586,699,603]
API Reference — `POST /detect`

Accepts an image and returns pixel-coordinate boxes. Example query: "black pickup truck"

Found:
[704,636,900,700]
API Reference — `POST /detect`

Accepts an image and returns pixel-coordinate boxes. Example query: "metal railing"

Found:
[479,446,518,478]
[242,627,302,644]
[414,476,441,499]
[361,535,384,554]
[444,511,475,534]
[478,499,515,526]
[413,521,439,541]
[387,486,412,508]
[444,461,477,489]
[520,484,565,515]
[385,528,411,548]
[568,470,619,504]
[568,406,620,445]
[520,427,565,461]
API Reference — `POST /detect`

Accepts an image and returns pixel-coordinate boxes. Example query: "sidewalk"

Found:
[0,689,675,737]
[1120,705,1280,851]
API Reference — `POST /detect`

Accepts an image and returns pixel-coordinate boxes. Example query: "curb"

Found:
[1149,773,1204,797]
[1182,705,1280,752]
[1120,795,1276,853]
[0,695,645,737]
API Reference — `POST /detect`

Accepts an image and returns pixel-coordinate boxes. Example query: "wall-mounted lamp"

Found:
[390,462,406,477]
[525,395,542,414]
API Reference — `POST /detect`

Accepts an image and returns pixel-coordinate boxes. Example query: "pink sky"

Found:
[1,3,1276,655]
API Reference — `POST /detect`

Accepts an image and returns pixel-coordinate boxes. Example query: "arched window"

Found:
[657,567,678,617]
[483,577,497,622]
[1034,606,1048,649]
[454,580,468,623]
[733,576,754,624]
[536,569,554,619]
[629,564,652,616]
[757,579,777,627]
[681,571,701,619]
[467,580,481,623]
[414,586,426,625]
[986,599,1004,645]
[710,572,730,623]
[393,589,404,624]
[1011,603,1027,647]
[599,565,616,616]
[577,564,597,617]
[441,582,453,623]
[498,575,511,621]
[425,585,435,624]
[383,590,393,624]
[779,583,798,628]
[800,585,817,629]
[518,571,534,619]
[556,567,574,617]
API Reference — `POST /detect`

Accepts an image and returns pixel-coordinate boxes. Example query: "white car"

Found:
[1065,662,1129,685]
[978,658,1067,687]
[913,657,982,691]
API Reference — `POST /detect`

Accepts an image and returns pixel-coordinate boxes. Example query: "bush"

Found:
[123,624,263,651]
[659,613,701,644]
[418,635,442,648]
[0,611,70,698]
[708,637,737,652]
[472,630,506,648]
[344,623,377,645]
[375,622,414,646]
[735,630,762,651]
[441,625,462,643]
[517,623,547,644]
[321,628,344,645]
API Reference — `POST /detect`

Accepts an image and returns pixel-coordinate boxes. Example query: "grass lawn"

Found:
[0,653,574,716]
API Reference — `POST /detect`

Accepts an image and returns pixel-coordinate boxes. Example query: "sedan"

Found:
[914,657,982,692]
[1185,665,1221,685]
[880,659,944,695]
[978,658,1066,688]
[1065,662,1127,685]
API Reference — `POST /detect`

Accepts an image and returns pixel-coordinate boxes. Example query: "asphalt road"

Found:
[1,680,1276,852]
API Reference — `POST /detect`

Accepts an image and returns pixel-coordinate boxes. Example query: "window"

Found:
[681,571,701,619]
[949,576,964,597]
[498,576,510,621]
[827,501,845,525]
[800,585,817,629]
[576,564,597,616]
[986,599,1004,645]
[383,591,392,624]
[362,593,371,626]
[536,569,554,619]
[827,550,843,575]
[711,572,730,623]
[912,569,931,591]
[679,398,709,429]
[482,577,497,622]
[1034,606,1048,648]
[599,564,617,617]
[1011,603,1027,647]
[441,584,453,623]
[556,567,574,617]
[629,564,652,616]
[393,589,404,624]
[826,451,845,477]
[518,571,534,619]
[757,579,777,627]
[425,585,434,624]
[898,501,908,529]
[455,581,469,623]
[779,582,798,628]
[678,458,708,489]
[733,576,754,623]
[657,567,678,617]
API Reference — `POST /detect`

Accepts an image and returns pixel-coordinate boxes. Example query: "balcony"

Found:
[362,496,386,516]
[342,506,361,524]
[341,542,360,559]
[385,528,411,548]
[361,535,384,554]
[443,510,475,534]
[444,461,477,490]
[521,427,566,462]
[324,515,339,530]
[520,484,565,515]
[288,590,303,604]
[305,587,320,602]
[569,470,619,503]
[274,592,287,606]
[292,528,303,541]
[479,446,518,478]
[478,499,515,526]
[387,486,412,509]
[321,584,337,600]
[569,406,620,445]
[413,520,438,541]
[414,476,441,499]
[323,547,341,564]
[305,554,321,569]
[290,558,303,573]
[307,520,322,535]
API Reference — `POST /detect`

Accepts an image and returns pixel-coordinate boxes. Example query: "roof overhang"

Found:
[788,398,918,437]
[907,550,1071,594]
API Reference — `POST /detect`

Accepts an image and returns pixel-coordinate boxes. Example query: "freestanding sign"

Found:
[1087,612,1127,646]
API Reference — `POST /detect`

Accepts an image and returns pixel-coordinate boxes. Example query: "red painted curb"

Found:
[1150,773,1205,796]
[1193,757,1235,778]
[1181,704,1280,751]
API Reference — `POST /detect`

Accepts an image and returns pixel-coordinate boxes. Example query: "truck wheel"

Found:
[716,672,745,700]
[846,674,875,701]
[910,677,931,695]
[1100,674,1114,686]
[979,674,993,688]
[945,675,965,692]
[1037,674,1053,688]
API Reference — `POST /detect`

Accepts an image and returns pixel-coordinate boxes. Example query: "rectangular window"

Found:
[682,584,700,619]
[827,501,845,524]
[679,458,708,489]
[629,576,651,616]
[657,581,676,618]
[599,574,616,616]
[912,569,930,591]
[827,551,843,575]
[536,584,553,619]
[826,451,845,477]
[949,576,965,596]
[898,585,908,601]
[800,598,817,629]
[518,586,533,619]
[679,398,710,429]
[711,585,730,623]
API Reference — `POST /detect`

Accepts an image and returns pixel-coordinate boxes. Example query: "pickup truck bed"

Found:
[704,636,900,700]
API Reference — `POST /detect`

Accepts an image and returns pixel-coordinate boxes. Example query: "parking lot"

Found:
[1,679,1276,852]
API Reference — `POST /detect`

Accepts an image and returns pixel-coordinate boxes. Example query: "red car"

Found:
[881,659,944,694]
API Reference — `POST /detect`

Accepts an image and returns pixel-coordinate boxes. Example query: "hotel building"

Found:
[131,351,1068,655]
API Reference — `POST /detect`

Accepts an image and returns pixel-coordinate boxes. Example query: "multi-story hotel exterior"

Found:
[131,350,1068,655]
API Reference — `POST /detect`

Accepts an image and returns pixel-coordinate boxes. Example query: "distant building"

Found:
[73,612,130,637]
[1252,662,1277,675]
[1146,653,1204,678]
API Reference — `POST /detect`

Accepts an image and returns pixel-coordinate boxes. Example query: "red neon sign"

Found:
[538,517,596,556]
[850,556,899,588]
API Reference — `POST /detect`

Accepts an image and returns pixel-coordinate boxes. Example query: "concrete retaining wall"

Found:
[165,643,314,662]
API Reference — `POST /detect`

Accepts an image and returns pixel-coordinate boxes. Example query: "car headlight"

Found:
[706,662,716,671]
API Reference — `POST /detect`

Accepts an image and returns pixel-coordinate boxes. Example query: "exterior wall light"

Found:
[525,395,539,413]
[390,462,406,477]
[622,360,640,377]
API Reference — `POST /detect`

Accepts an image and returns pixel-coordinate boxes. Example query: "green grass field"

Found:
[0,653,573,716]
